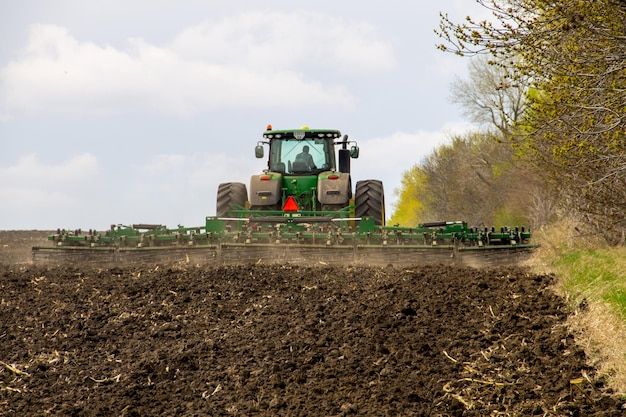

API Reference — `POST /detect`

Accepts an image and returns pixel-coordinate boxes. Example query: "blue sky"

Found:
[0,0,489,230]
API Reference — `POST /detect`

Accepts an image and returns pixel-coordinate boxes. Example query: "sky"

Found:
[0,0,489,230]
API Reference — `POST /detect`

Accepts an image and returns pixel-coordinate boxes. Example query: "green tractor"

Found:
[216,125,385,226]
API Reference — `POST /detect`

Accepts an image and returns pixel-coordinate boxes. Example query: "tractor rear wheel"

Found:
[355,180,385,226]
[216,182,248,217]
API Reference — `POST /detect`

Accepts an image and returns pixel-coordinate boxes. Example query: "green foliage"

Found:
[604,290,626,316]
[391,131,535,228]
[553,247,626,318]
[494,206,528,230]
[390,166,427,226]
[438,0,626,243]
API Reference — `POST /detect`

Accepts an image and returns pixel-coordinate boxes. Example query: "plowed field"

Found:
[1,231,624,416]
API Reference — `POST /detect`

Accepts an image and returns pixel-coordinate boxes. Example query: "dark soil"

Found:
[1,232,624,416]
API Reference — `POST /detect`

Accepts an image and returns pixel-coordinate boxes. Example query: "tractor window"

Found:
[271,139,333,174]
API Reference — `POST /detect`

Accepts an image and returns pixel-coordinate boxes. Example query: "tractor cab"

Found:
[256,126,359,175]
[250,125,360,212]
[270,137,330,174]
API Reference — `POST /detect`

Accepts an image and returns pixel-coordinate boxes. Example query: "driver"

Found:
[295,145,316,170]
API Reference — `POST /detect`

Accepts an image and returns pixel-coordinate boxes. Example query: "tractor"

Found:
[216,125,385,227]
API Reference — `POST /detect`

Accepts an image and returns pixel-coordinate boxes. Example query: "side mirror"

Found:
[255,145,264,158]
[350,145,359,158]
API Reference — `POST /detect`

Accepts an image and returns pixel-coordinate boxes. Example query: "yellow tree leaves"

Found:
[438,0,626,243]
[391,132,536,228]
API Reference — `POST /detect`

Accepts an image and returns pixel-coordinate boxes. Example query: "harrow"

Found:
[33,211,534,266]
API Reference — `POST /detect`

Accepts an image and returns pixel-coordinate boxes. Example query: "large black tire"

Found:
[216,182,248,217]
[355,179,385,226]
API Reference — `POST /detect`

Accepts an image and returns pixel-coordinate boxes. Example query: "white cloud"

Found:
[358,122,472,177]
[0,11,395,117]
[0,153,100,228]
[132,152,262,197]
[118,152,262,225]
[1,153,98,185]
[354,122,475,211]
[169,11,395,72]
[134,154,186,176]
[131,152,258,184]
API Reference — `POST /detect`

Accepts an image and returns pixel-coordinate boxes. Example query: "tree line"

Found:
[392,0,626,244]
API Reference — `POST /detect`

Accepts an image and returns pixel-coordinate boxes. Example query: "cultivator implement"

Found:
[33,211,535,267]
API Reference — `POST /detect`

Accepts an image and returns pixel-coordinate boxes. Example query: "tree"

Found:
[449,55,528,136]
[422,132,533,226]
[391,53,541,229]
[391,131,536,228]
[438,0,626,243]
[389,165,427,227]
